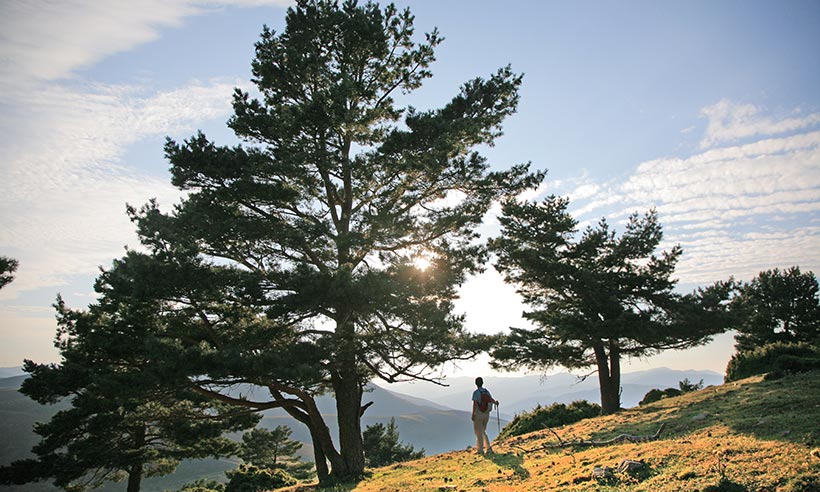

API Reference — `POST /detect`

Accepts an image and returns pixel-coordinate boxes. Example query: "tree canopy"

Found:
[489,196,731,414]
[121,0,540,482]
[730,266,820,352]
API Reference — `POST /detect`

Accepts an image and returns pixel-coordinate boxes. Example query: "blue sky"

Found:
[1,1,818,376]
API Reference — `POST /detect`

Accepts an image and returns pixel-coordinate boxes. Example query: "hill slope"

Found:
[294,370,820,492]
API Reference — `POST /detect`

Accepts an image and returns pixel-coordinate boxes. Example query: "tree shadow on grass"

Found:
[483,451,530,479]
[290,481,358,492]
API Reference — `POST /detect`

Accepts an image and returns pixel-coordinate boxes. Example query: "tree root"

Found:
[512,423,666,453]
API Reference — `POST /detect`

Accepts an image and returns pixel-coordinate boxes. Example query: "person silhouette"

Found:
[471,377,498,454]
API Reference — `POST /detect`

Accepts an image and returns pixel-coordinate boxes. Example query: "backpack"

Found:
[478,388,493,412]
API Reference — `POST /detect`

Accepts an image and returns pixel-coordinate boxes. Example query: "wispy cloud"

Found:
[0,0,291,88]
[0,79,240,297]
[0,0,291,299]
[0,1,293,366]
[699,99,820,149]
[531,101,820,284]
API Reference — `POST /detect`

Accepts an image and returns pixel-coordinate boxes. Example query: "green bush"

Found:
[498,400,600,439]
[225,465,296,492]
[639,387,683,406]
[175,479,226,492]
[639,378,703,406]
[725,342,820,382]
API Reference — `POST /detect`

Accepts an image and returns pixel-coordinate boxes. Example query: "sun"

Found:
[412,255,432,271]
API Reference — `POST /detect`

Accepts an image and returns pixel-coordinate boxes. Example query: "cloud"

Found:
[699,99,820,149]
[0,0,291,88]
[0,79,241,297]
[525,101,820,285]
[0,1,299,300]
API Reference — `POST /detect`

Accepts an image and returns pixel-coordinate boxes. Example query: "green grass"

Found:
[284,369,820,492]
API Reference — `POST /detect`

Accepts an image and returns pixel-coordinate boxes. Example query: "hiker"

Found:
[471,377,499,454]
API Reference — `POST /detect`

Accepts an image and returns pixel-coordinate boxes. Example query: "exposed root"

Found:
[515,423,666,453]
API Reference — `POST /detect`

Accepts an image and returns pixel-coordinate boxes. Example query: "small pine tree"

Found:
[678,378,704,393]
[362,418,424,468]
[238,427,314,480]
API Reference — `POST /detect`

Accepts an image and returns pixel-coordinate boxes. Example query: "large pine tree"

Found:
[127,0,539,481]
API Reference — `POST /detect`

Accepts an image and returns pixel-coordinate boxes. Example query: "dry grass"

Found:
[285,370,820,492]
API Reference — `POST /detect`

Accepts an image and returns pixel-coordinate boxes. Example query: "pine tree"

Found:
[490,196,731,414]
[362,418,424,467]
[0,275,258,492]
[239,427,314,480]
[731,266,820,351]
[125,0,539,482]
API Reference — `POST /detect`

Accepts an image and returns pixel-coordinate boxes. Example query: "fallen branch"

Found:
[515,423,666,453]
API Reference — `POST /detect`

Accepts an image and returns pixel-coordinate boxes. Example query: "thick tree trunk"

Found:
[331,314,365,481]
[333,367,365,480]
[593,341,622,415]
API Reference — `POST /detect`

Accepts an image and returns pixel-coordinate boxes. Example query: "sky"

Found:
[1,0,819,378]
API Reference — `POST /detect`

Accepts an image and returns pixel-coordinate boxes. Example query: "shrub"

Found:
[176,479,226,492]
[639,378,702,406]
[225,465,296,492]
[640,387,687,406]
[498,400,600,439]
[725,342,820,382]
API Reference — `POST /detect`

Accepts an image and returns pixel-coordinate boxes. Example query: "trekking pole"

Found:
[496,402,500,435]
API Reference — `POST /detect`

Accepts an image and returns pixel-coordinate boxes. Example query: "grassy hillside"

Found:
[290,370,820,492]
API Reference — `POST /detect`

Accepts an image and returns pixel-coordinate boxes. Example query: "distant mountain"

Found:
[258,382,503,456]
[0,375,27,389]
[0,376,503,492]
[374,367,724,415]
[0,367,24,379]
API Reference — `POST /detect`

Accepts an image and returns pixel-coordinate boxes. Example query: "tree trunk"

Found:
[333,373,364,480]
[126,426,145,492]
[331,314,365,481]
[275,389,344,485]
[126,464,143,492]
[309,429,330,483]
[593,341,621,415]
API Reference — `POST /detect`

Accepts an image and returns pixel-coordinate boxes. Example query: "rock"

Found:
[618,459,645,473]
[592,466,615,479]
[692,412,709,421]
